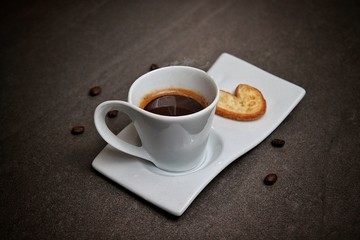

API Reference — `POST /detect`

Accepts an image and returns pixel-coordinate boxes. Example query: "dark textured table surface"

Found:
[1,0,359,239]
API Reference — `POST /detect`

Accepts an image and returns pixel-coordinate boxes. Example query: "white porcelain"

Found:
[94,66,219,172]
[92,53,306,216]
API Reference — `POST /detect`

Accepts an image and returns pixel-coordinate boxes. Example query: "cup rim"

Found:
[128,66,219,121]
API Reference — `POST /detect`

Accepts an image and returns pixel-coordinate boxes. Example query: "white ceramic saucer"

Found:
[92,53,306,216]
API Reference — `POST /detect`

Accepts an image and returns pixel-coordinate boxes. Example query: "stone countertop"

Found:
[1,0,359,239]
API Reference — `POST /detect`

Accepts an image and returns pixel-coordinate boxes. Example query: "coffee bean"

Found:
[149,64,159,71]
[71,126,85,135]
[107,110,118,118]
[264,173,277,185]
[89,86,101,96]
[271,138,285,147]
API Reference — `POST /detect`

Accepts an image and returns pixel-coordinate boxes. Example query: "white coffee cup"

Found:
[94,66,219,172]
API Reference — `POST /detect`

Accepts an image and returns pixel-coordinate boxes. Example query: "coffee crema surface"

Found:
[140,88,208,116]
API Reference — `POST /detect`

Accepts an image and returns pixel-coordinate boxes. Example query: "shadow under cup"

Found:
[129,66,219,172]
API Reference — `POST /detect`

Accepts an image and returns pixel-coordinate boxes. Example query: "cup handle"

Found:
[94,100,152,161]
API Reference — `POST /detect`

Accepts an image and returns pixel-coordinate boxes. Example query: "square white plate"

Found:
[92,53,306,216]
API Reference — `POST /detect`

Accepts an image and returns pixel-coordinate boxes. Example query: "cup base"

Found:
[144,130,223,176]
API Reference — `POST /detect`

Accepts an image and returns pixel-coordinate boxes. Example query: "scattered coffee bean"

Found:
[71,126,85,135]
[264,173,277,185]
[107,110,118,118]
[271,138,285,147]
[89,86,101,96]
[149,63,159,71]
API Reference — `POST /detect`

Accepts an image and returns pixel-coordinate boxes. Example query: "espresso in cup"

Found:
[94,66,219,172]
[139,88,208,116]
